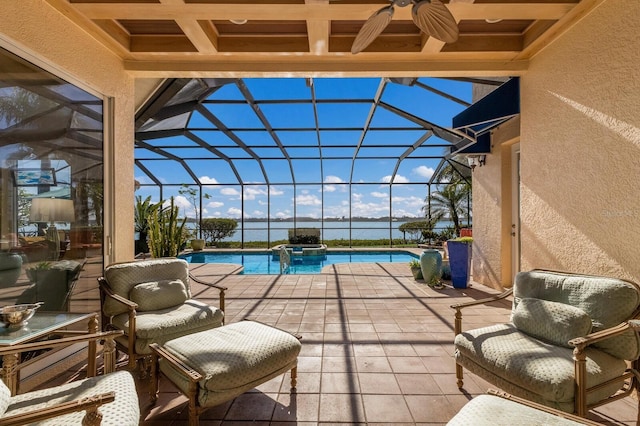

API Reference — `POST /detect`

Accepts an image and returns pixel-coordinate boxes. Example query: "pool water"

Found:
[180,250,418,275]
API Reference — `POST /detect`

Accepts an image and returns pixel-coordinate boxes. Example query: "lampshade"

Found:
[30,198,75,223]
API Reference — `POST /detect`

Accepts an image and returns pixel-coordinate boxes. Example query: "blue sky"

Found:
[134,77,472,220]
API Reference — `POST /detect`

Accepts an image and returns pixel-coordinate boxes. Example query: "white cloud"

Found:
[323,176,348,193]
[269,187,284,196]
[351,200,389,217]
[391,209,420,218]
[381,174,409,183]
[221,187,240,196]
[371,191,388,198]
[199,176,219,184]
[412,165,435,179]
[243,186,268,200]
[227,207,243,217]
[297,194,321,206]
[172,195,194,216]
[206,201,224,208]
[392,195,425,209]
[325,175,345,183]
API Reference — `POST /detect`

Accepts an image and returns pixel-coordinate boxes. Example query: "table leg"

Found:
[87,315,98,377]
[2,353,20,395]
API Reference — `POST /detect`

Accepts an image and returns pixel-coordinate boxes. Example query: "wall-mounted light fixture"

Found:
[467,154,486,171]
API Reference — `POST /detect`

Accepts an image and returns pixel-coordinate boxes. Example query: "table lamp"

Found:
[29,198,75,261]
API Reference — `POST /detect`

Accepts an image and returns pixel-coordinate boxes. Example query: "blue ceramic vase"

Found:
[447,240,472,288]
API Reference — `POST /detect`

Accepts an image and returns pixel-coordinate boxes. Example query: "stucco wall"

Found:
[0,0,135,262]
[472,117,519,288]
[518,0,640,283]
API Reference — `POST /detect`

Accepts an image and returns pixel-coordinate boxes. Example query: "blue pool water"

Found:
[180,250,418,275]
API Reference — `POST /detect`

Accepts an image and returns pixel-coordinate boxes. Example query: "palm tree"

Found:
[423,161,471,236]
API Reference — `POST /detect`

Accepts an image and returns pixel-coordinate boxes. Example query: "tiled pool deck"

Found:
[133,262,638,425]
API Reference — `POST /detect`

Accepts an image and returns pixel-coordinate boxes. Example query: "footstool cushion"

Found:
[150,320,301,424]
[447,392,601,425]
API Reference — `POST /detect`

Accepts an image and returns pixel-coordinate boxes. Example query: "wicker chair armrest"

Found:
[0,392,115,426]
[189,272,226,314]
[189,273,228,291]
[149,343,203,383]
[450,288,513,311]
[98,278,138,310]
[451,288,513,336]
[569,321,638,350]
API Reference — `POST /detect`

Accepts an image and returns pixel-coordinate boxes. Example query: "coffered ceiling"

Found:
[45,0,605,76]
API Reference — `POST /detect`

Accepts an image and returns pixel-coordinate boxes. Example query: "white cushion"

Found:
[512,298,592,347]
[129,279,188,311]
[0,380,10,416]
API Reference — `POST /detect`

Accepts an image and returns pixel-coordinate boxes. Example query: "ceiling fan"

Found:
[350,0,459,54]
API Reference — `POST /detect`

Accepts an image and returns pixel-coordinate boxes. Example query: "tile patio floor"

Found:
[128,262,638,425]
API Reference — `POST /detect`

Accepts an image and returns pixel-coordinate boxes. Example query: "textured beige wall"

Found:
[0,0,135,262]
[519,0,640,283]
[471,117,519,289]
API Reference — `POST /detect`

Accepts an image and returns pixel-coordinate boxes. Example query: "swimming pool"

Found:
[180,250,418,274]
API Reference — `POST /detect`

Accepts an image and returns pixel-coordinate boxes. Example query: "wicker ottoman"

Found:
[447,391,601,425]
[149,320,301,426]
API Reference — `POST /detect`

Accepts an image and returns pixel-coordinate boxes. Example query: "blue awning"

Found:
[449,77,520,155]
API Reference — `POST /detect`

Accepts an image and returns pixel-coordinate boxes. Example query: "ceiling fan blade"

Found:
[412,0,459,44]
[351,6,394,54]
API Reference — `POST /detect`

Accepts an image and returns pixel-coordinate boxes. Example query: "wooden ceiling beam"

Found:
[305,0,330,55]
[218,36,310,53]
[73,3,576,22]
[158,0,219,53]
[306,20,330,54]
[130,35,197,52]
[93,19,131,51]
[176,19,219,53]
[122,58,528,78]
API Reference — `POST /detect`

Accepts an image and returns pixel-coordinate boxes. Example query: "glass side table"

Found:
[0,312,98,395]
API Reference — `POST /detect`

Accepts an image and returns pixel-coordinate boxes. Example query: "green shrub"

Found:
[289,234,319,244]
[201,218,238,243]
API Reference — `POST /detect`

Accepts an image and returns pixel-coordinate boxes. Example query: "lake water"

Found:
[197,220,456,242]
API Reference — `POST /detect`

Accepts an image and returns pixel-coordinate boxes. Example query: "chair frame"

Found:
[97,266,227,370]
[451,270,640,420]
[0,330,123,426]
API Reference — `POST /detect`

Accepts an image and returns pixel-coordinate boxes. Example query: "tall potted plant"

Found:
[447,236,472,288]
[134,195,154,254]
[147,197,188,258]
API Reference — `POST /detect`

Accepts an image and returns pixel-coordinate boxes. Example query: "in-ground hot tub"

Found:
[271,244,327,258]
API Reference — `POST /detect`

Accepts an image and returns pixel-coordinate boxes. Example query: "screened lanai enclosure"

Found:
[135,77,517,247]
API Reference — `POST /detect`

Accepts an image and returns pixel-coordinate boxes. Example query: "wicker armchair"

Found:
[452,269,640,419]
[98,258,226,370]
[0,330,139,426]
